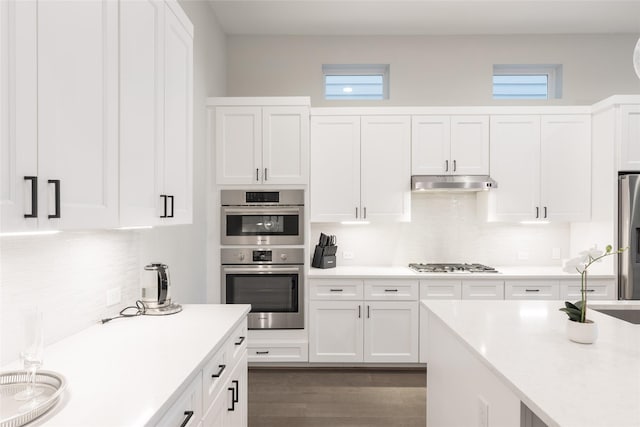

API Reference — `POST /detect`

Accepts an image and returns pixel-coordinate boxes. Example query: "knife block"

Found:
[312,245,337,269]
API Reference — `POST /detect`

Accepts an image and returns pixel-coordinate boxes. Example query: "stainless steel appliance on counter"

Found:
[141,263,182,315]
[408,263,499,273]
[221,189,304,246]
[618,173,640,299]
[222,247,304,329]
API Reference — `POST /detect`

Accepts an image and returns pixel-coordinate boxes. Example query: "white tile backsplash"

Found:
[0,231,140,365]
[311,192,570,267]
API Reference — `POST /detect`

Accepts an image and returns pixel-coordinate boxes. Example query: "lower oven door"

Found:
[222,265,304,329]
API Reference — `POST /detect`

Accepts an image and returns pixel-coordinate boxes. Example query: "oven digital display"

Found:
[252,250,272,262]
[246,191,279,203]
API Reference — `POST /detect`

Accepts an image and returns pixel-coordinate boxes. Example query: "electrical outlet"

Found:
[518,251,529,260]
[343,251,354,260]
[106,288,121,307]
[552,248,561,260]
[477,396,489,427]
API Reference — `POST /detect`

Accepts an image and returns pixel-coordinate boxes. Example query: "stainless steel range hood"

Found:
[411,175,497,192]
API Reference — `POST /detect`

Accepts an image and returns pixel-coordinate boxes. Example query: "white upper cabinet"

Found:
[486,114,590,222]
[310,114,411,222]
[215,104,309,185]
[619,104,640,171]
[412,115,489,175]
[2,0,119,232]
[120,0,193,227]
[310,116,361,222]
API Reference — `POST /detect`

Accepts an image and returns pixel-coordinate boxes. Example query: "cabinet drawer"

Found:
[248,341,308,363]
[364,280,419,301]
[461,280,505,300]
[226,318,248,363]
[202,345,229,413]
[560,279,615,300]
[155,372,202,427]
[419,280,462,299]
[505,281,559,300]
[309,279,364,300]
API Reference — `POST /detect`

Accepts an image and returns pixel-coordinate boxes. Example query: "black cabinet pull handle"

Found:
[256,350,270,355]
[329,288,343,292]
[525,289,540,292]
[179,410,194,427]
[48,179,60,219]
[211,364,226,378]
[364,206,367,219]
[168,195,174,218]
[355,207,358,218]
[535,207,539,218]
[367,305,370,318]
[384,289,398,292]
[264,168,268,181]
[227,387,236,411]
[358,305,361,318]
[235,336,245,346]
[24,176,38,218]
[584,289,595,293]
[445,160,449,172]
[160,195,168,218]
[544,206,548,218]
[232,380,239,403]
[453,159,457,172]
[256,168,259,182]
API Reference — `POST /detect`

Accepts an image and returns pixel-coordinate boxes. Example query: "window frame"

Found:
[322,64,390,101]
[492,64,563,100]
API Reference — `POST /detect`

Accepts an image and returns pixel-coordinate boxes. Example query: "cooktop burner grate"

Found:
[408,263,499,273]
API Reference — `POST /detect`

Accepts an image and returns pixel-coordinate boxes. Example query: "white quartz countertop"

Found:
[308,265,614,279]
[421,300,640,427]
[1,304,250,427]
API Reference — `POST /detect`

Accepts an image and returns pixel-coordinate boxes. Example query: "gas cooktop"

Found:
[408,263,499,273]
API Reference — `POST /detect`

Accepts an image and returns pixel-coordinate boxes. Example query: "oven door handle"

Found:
[222,208,302,215]
[222,267,302,274]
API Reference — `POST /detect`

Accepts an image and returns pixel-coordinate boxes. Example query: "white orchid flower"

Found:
[562,256,587,274]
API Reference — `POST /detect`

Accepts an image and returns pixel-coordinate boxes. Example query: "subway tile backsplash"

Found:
[0,231,140,365]
[311,192,570,266]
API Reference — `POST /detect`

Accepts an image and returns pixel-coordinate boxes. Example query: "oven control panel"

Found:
[221,248,304,265]
[253,250,272,262]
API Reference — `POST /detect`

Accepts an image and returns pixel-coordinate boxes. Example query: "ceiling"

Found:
[207,0,640,36]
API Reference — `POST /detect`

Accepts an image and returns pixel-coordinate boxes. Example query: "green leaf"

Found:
[565,301,581,311]
[559,307,582,322]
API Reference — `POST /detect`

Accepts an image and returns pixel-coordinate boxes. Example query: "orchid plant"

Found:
[560,245,626,323]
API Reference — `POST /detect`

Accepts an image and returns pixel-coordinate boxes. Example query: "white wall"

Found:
[0,0,226,365]
[227,34,640,106]
[311,192,570,267]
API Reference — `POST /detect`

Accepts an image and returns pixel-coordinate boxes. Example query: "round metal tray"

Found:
[0,370,67,427]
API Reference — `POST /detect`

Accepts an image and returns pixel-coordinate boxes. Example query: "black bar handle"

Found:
[525,289,540,292]
[544,206,548,218]
[228,387,236,411]
[168,195,174,218]
[211,364,226,378]
[232,380,239,403]
[256,350,270,355]
[160,195,168,218]
[256,168,259,182]
[264,168,268,181]
[453,159,457,172]
[24,176,38,218]
[235,336,245,346]
[535,207,539,218]
[384,289,398,292]
[367,305,370,318]
[48,179,60,219]
[179,410,194,427]
[329,288,343,292]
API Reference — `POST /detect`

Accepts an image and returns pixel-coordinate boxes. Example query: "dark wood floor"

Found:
[248,368,426,427]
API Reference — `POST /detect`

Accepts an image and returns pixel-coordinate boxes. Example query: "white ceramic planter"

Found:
[566,319,598,344]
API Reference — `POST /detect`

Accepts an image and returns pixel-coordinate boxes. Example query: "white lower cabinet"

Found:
[156,372,203,427]
[560,279,616,300]
[309,279,419,363]
[504,280,560,300]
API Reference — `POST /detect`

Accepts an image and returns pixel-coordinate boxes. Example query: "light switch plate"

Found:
[343,251,354,260]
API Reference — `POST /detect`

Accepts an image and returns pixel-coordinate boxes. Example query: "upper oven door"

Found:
[221,207,304,245]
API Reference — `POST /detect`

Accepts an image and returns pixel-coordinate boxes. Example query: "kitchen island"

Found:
[2,304,250,426]
[422,300,640,427]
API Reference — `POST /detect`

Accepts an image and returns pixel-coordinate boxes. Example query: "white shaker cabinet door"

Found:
[540,115,591,222]
[1,0,38,232]
[619,105,640,171]
[216,107,262,185]
[411,115,450,175]
[310,116,361,222]
[163,4,193,224]
[360,115,411,222]
[119,0,165,227]
[262,106,309,185]
[36,0,119,229]
[364,301,419,363]
[309,300,363,363]
[450,115,489,175]
[488,115,541,222]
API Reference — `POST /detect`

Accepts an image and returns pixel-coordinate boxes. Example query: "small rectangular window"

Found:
[323,64,389,100]
[493,64,562,100]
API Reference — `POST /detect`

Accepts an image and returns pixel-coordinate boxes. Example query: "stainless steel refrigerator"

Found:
[618,173,640,299]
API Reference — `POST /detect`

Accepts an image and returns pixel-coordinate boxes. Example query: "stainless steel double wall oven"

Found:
[221,190,305,329]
